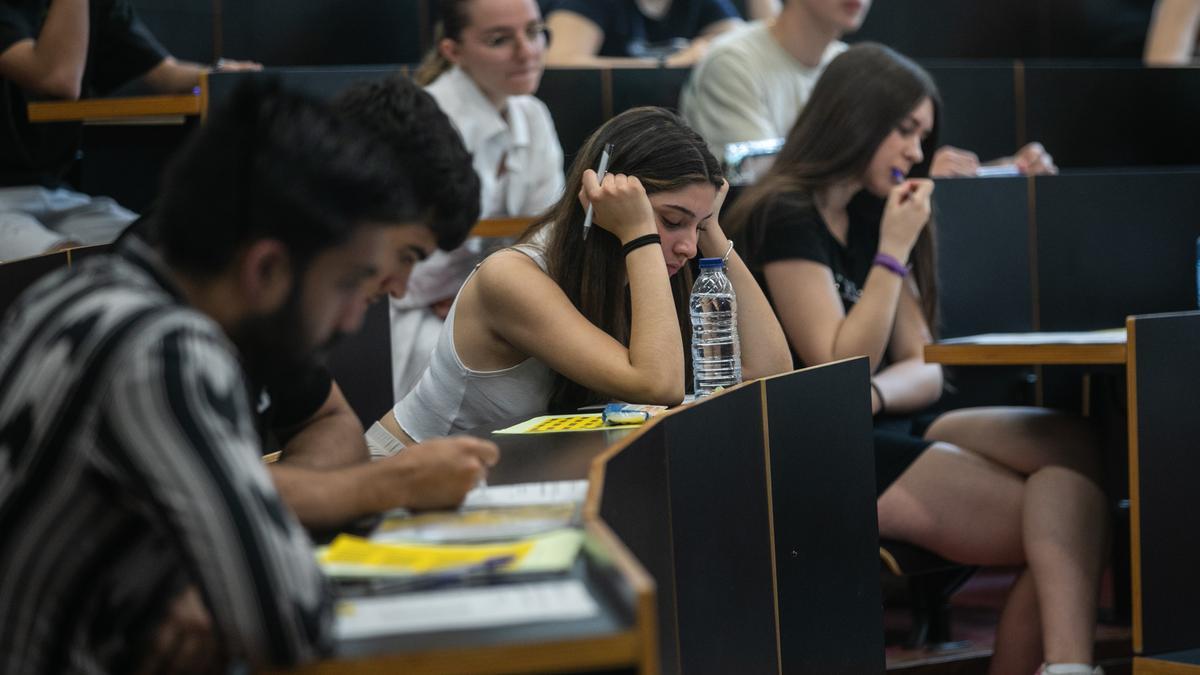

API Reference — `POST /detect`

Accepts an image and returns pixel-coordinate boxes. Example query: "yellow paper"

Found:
[494,413,605,434]
[317,529,583,578]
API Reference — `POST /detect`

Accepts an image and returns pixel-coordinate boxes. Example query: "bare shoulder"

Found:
[472,249,561,311]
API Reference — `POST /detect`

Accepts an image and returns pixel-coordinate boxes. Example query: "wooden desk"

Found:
[26,93,200,124]
[280,419,655,675]
[924,331,1127,366]
[926,317,1200,674]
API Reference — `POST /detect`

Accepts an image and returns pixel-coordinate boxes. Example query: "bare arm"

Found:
[0,0,89,99]
[275,382,367,470]
[742,0,781,20]
[140,56,261,94]
[871,278,943,414]
[1145,0,1200,65]
[269,436,499,531]
[762,181,934,373]
[469,172,685,404]
[699,182,791,379]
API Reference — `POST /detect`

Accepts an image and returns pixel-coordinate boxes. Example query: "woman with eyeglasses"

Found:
[391,0,566,398]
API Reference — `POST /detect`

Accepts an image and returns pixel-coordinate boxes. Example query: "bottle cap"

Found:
[698,257,725,269]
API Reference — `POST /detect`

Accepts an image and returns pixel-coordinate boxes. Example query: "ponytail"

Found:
[414,23,453,86]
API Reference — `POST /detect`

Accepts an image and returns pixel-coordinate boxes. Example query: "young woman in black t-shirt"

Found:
[725,44,1107,675]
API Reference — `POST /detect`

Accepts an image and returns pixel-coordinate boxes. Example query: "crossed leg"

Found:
[878,407,1107,674]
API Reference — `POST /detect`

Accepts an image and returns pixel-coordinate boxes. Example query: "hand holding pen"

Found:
[578,148,659,245]
[581,143,613,240]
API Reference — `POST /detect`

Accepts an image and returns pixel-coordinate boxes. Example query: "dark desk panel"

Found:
[1024,66,1200,168]
[1128,312,1200,656]
[933,176,1033,338]
[599,365,883,674]
[765,361,883,675]
[206,66,401,113]
[221,0,426,66]
[1035,170,1200,331]
[922,62,1019,161]
[131,0,215,64]
[610,68,691,116]
[851,0,1149,58]
[538,68,606,165]
[664,384,778,674]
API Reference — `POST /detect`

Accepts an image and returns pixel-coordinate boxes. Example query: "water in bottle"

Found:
[690,257,742,397]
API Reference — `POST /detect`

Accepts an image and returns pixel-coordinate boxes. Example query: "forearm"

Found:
[279,420,369,470]
[140,56,206,93]
[703,228,791,379]
[269,462,386,531]
[625,245,685,402]
[1145,0,1200,64]
[872,357,943,414]
[830,267,905,370]
[12,0,89,99]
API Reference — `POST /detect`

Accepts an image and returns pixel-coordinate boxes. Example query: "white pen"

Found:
[582,143,614,240]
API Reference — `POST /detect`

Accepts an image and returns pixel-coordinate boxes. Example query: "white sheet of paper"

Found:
[939,329,1126,346]
[463,480,589,509]
[335,579,599,640]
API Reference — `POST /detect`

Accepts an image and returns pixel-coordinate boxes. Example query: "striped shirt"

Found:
[0,238,331,673]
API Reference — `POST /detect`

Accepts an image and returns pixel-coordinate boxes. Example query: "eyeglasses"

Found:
[477,22,550,50]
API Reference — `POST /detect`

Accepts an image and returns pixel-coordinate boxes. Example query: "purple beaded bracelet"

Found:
[872,252,909,278]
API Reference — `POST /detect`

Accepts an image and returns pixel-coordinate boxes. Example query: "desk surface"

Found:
[925,330,1127,366]
[281,418,653,675]
[26,93,201,123]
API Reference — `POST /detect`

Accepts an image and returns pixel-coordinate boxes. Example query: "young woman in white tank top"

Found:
[368,106,793,453]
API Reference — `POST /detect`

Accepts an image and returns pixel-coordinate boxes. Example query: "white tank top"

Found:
[391,238,556,441]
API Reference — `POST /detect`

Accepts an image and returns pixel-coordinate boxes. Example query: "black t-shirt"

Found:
[548,0,738,57]
[0,0,168,187]
[252,365,335,454]
[749,189,886,314]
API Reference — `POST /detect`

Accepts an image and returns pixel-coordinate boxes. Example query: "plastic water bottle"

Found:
[690,257,742,397]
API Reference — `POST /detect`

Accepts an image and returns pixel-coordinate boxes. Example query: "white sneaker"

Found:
[1037,664,1104,675]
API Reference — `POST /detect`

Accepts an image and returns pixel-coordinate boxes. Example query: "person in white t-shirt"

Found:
[392,0,565,399]
[680,0,1057,178]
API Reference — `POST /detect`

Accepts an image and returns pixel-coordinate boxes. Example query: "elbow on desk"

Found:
[35,70,82,101]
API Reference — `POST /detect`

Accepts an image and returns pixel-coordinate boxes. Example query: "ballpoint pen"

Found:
[582,143,614,240]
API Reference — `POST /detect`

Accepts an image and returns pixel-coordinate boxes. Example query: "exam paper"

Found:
[463,480,589,509]
[939,329,1126,345]
[334,579,599,639]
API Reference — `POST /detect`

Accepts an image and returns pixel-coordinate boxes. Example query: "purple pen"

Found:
[891,168,904,184]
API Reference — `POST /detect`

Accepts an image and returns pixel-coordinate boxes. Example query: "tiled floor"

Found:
[884,569,1132,674]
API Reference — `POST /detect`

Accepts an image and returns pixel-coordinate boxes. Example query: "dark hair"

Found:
[523,106,724,410]
[414,0,473,86]
[725,42,943,329]
[157,79,420,277]
[333,74,480,251]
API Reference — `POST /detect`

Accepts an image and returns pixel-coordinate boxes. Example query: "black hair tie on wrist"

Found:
[622,234,662,256]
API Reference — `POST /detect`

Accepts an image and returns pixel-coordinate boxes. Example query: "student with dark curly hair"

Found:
[0,80,450,674]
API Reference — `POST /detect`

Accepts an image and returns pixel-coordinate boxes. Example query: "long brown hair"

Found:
[725,42,943,330]
[521,107,724,411]
[414,0,472,86]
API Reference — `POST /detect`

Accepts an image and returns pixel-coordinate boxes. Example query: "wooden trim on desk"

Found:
[199,71,210,124]
[759,379,784,674]
[1135,656,1200,674]
[27,94,200,123]
[469,217,535,239]
[585,520,660,675]
[924,342,1126,366]
[1127,316,1144,653]
[268,632,645,675]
